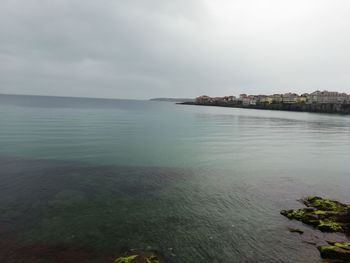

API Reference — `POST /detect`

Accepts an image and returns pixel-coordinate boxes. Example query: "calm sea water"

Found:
[0,94,349,262]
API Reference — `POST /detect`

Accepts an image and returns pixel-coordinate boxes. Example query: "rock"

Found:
[288,227,304,234]
[115,255,139,263]
[304,196,348,211]
[318,220,343,232]
[338,208,350,223]
[302,240,317,245]
[114,250,160,263]
[280,196,350,233]
[318,242,350,261]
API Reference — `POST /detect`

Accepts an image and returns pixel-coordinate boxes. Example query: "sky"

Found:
[1,0,350,99]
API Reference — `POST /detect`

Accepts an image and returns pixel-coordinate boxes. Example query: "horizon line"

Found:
[0,93,153,101]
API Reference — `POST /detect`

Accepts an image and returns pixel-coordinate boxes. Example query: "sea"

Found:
[0,94,349,262]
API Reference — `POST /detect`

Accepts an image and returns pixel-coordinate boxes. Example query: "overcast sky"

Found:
[1,0,350,99]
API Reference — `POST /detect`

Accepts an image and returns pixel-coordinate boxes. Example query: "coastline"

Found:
[178,101,350,114]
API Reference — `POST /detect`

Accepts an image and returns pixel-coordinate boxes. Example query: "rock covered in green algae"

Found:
[115,255,139,263]
[304,196,348,212]
[280,196,350,233]
[318,242,350,261]
[114,250,160,263]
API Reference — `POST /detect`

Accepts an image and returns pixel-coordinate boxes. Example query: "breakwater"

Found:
[179,101,350,114]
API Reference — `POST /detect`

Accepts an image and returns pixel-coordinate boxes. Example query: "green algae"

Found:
[146,255,160,263]
[280,196,350,233]
[114,251,160,263]
[333,242,350,248]
[304,196,348,212]
[313,210,327,215]
[318,220,342,232]
[318,242,350,260]
[115,255,139,263]
[282,197,350,261]
[281,209,305,219]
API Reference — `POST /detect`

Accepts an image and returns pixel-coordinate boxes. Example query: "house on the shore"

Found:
[260,94,283,104]
[282,93,299,103]
[260,96,273,104]
[241,95,257,105]
[195,95,211,104]
[272,94,283,103]
[297,95,308,104]
[308,90,349,104]
[223,96,236,103]
[195,91,350,107]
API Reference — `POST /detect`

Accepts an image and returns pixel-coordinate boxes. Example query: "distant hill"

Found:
[150,98,194,103]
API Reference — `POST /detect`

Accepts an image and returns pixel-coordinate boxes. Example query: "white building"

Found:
[282,93,299,103]
[309,91,349,104]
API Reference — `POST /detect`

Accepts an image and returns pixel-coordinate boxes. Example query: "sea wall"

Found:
[180,101,350,114]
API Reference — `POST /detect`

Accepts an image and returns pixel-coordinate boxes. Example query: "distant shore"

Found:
[150,98,194,103]
[178,101,350,114]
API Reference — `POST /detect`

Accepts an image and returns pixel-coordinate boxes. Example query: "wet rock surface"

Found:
[288,227,304,234]
[318,242,350,261]
[281,196,350,262]
[114,250,161,263]
[281,196,350,233]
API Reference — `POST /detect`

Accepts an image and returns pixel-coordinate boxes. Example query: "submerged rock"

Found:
[288,227,304,234]
[318,242,350,261]
[281,196,350,233]
[114,250,160,263]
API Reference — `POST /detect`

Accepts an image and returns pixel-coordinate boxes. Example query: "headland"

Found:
[180,91,350,114]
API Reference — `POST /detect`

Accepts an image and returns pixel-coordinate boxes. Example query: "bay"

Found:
[0,94,349,262]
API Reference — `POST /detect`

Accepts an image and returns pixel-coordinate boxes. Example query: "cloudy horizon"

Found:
[1,0,350,99]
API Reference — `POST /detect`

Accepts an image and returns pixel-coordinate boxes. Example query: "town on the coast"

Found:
[184,90,350,114]
[196,90,350,105]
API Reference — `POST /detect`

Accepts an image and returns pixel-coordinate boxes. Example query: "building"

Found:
[223,96,236,103]
[196,91,350,106]
[241,95,257,105]
[296,95,307,104]
[309,90,349,104]
[282,93,299,104]
[249,95,257,105]
[242,97,251,106]
[195,95,211,104]
[260,96,273,104]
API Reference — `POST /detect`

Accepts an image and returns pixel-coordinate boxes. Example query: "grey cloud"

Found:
[1,0,350,99]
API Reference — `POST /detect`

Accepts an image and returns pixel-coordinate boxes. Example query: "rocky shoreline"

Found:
[179,101,350,114]
[281,196,350,261]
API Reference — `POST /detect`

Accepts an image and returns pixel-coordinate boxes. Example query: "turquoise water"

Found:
[0,94,349,262]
